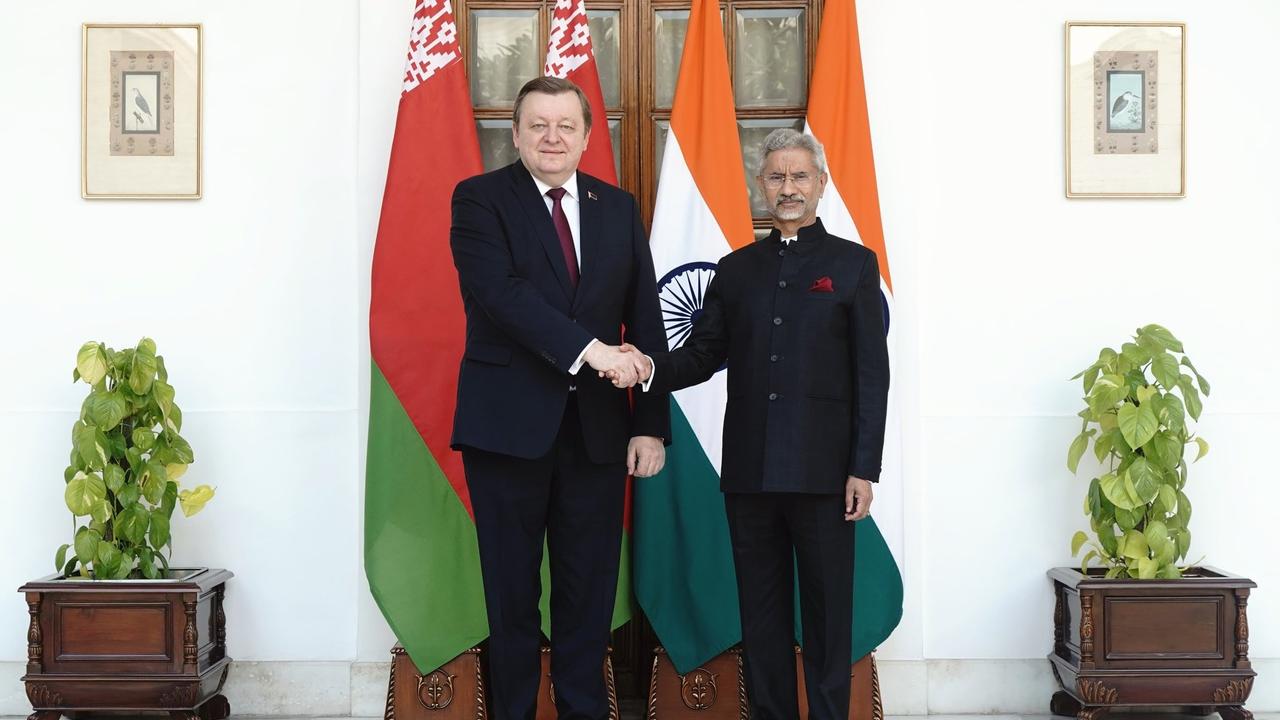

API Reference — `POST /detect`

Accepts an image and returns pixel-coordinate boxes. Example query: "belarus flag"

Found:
[365,0,487,674]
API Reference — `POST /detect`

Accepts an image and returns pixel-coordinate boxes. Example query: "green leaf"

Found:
[73,528,102,572]
[103,463,126,493]
[1157,563,1182,579]
[65,471,106,516]
[1087,478,1103,518]
[1158,393,1187,434]
[1082,365,1101,394]
[89,498,113,525]
[1118,402,1159,449]
[75,342,108,386]
[1179,376,1204,420]
[129,347,158,395]
[1177,527,1192,559]
[1194,437,1209,462]
[1068,433,1089,474]
[1175,490,1193,528]
[132,428,157,451]
[1105,566,1125,579]
[1093,431,1114,463]
[1071,530,1089,556]
[1157,485,1177,517]
[117,482,141,508]
[155,355,168,383]
[139,548,159,579]
[1121,529,1149,560]
[1181,357,1210,395]
[1126,457,1160,504]
[96,540,122,569]
[1080,550,1099,576]
[55,544,70,572]
[1150,352,1181,390]
[1101,473,1138,510]
[1139,324,1184,352]
[1135,384,1158,405]
[1121,342,1150,365]
[153,380,176,419]
[1144,520,1171,553]
[72,422,107,470]
[162,481,179,516]
[1089,374,1128,413]
[167,433,194,464]
[142,465,166,505]
[1098,526,1119,557]
[86,391,128,431]
[116,504,149,545]
[149,510,171,549]
[1137,556,1158,579]
[1145,431,1184,471]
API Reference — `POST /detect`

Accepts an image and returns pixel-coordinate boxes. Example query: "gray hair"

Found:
[757,128,827,177]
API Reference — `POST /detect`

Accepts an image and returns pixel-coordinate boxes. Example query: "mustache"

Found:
[775,193,805,206]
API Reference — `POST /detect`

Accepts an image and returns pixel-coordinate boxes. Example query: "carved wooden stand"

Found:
[1048,566,1255,720]
[647,646,882,720]
[19,569,232,720]
[384,644,618,720]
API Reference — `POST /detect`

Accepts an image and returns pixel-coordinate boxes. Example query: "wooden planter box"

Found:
[647,646,882,720]
[19,568,233,720]
[1048,566,1256,720]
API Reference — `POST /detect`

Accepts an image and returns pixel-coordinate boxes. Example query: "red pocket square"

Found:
[810,276,834,293]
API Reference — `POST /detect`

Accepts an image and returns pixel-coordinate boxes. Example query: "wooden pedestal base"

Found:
[384,645,618,720]
[647,647,881,720]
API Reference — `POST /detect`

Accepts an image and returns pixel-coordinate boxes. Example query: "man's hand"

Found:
[585,342,639,387]
[627,436,665,477]
[601,343,652,388]
[845,476,873,521]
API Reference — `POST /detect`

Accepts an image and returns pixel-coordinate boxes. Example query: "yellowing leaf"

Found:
[165,463,188,481]
[76,342,108,386]
[178,485,215,517]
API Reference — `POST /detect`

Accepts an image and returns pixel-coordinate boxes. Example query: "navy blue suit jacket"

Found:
[449,161,670,463]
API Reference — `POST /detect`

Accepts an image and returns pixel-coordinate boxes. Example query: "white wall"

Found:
[3,0,1279,693]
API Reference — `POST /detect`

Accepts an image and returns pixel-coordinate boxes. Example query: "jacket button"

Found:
[770,354,778,362]
[768,392,778,401]
[778,280,787,289]
[773,317,782,325]
[777,249,785,257]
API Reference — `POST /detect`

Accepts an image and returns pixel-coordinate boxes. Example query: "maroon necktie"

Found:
[545,187,579,288]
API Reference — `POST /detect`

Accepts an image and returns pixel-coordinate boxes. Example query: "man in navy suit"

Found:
[449,77,670,720]
[614,129,889,720]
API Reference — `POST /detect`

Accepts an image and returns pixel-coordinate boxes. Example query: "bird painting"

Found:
[132,87,153,129]
[1110,91,1137,118]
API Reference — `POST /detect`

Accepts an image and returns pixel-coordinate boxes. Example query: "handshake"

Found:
[585,341,653,389]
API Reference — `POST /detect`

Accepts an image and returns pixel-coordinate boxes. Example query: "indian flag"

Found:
[633,0,754,673]
[806,0,904,657]
[634,0,902,673]
[365,0,488,674]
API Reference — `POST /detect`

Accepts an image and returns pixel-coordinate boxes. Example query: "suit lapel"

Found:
[508,163,575,303]
[574,175,603,312]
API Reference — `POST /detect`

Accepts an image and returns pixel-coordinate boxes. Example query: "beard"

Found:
[773,193,808,221]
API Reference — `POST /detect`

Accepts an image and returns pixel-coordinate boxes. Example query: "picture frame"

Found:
[82,24,202,199]
[1064,22,1185,198]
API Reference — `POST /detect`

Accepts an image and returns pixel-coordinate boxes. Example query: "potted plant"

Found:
[1048,325,1254,720]
[20,339,232,720]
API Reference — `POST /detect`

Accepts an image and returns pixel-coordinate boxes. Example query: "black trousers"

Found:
[724,492,855,720]
[462,397,626,720]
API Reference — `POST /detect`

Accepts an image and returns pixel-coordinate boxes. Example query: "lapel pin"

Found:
[587,190,597,201]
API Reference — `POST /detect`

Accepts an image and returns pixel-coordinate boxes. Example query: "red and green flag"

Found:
[365,0,487,674]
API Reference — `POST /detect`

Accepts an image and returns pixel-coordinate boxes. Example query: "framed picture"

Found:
[1065,22,1185,197]
[82,24,202,199]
